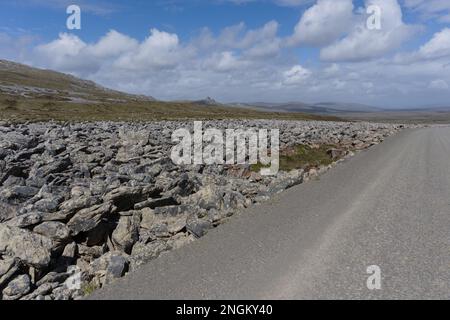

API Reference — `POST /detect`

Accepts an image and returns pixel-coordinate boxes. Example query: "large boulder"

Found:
[0,224,53,268]
[111,214,141,254]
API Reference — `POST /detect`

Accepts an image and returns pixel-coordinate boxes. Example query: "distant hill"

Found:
[0,60,340,122]
[235,101,384,114]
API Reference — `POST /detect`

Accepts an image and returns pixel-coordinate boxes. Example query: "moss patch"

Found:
[81,282,99,296]
[252,144,340,172]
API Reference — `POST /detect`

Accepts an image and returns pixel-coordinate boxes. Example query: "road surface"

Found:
[92,127,450,300]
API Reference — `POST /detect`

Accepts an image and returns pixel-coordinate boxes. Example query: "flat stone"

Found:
[67,201,116,236]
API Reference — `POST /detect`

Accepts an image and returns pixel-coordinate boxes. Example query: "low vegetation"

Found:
[0,94,342,122]
[0,59,343,122]
[252,144,340,172]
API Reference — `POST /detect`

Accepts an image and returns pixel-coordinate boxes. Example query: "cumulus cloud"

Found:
[418,28,450,60]
[320,0,419,62]
[283,65,312,85]
[289,0,354,47]
[393,28,450,63]
[204,51,245,72]
[114,29,185,71]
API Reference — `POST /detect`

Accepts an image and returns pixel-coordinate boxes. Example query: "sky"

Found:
[0,0,450,108]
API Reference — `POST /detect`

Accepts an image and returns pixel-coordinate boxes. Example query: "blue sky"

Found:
[1,0,450,108]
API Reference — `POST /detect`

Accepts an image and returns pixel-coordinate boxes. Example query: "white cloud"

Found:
[205,51,244,72]
[320,0,418,62]
[114,29,184,71]
[283,65,312,85]
[289,0,354,46]
[87,30,138,58]
[35,33,90,72]
[418,28,450,59]
[393,28,450,62]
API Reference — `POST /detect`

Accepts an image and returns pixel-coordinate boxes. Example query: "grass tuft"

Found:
[252,144,340,173]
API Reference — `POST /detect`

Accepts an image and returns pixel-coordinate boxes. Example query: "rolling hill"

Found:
[0,60,339,122]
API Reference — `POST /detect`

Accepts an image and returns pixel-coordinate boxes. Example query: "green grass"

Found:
[252,144,338,172]
[81,282,99,296]
[0,94,343,123]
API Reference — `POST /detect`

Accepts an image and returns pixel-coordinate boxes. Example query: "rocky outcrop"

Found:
[0,120,414,300]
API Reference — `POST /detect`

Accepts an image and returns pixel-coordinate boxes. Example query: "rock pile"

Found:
[0,120,409,299]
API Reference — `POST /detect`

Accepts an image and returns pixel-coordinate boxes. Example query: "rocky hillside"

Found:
[0,119,411,300]
[0,60,155,103]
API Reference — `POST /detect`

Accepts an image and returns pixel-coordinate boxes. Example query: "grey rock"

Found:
[131,240,169,268]
[33,197,62,213]
[222,191,247,212]
[104,187,148,211]
[0,186,39,202]
[0,258,16,278]
[189,185,224,210]
[112,214,141,253]
[58,196,101,217]
[82,222,112,246]
[36,271,71,287]
[154,204,196,216]
[186,215,213,238]
[134,196,178,210]
[21,282,59,300]
[33,221,72,243]
[91,251,129,286]
[67,201,116,236]
[2,176,25,187]
[0,202,17,223]
[140,208,187,235]
[167,233,196,251]
[0,224,53,268]
[57,242,78,267]
[6,211,43,228]
[2,274,31,300]
[77,245,105,262]
[0,265,19,288]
